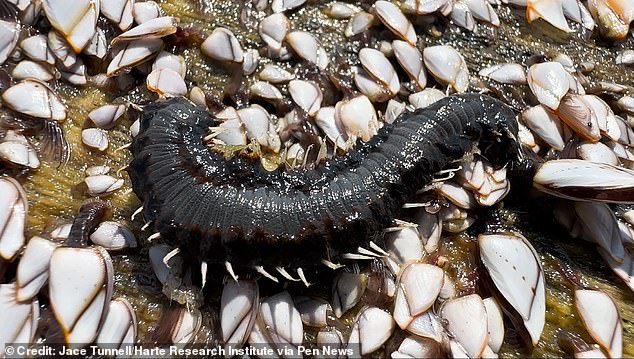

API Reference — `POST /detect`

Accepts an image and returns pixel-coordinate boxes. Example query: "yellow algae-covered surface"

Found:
[24,85,137,235]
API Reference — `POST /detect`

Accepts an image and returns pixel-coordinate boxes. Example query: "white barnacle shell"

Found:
[616,50,634,66]
[171,307,202,344]
[526,0,573,32]
[479,63,526,84]
[423,45,469,93]
[402,0,453,14]
[406,310,445,342]
[85,166,110,177]
[107,38,163,77]
[221,280,259,347]
[257,291,303,347]
[258,64,294,83]
[587,0,634,40]
[148,244,183,285]
[336,94,379,142]
[129,119,141,138]
[0,177,27,261]
[17,0,42,26]
[294,296,330,328]
[438,181,477,209]
[316,327,345,351]
[133,1,161,24]
[96,298,137,348]
[214,119,247,146]
[392,40,427,90]
[237,105,281,152]
[440,294,489,358]
[521,105,565,151]
[474,165,510,207]
[0,283,39,356]
[16,236,57,301]
[90,221,137,251]
[50,223,72,240]
[82,128,109,151]
[268,45,293,63]
[345,11,376,37]
[271,0,306,13]
[526,61,570,110]
[146,68,187,97]
[373,1,417,45]
[20,34,55,64]
[259,13,289,52]
[189,86,207,109]
[111,16,178,45]
[0,20,19,65]
[359,48,400,96]
[518,122,538,151]
[324,2,360,19]
[250,81,284,102]
[562,0,595,29]
[483,297,505,353]
[347,307,395,355]
[534,159,634,204]
[575,289,622,358]
[450,0,476,31]
[607,141,634,165]
[393,263,444,331]
[201,27,243,63]
[286,31,329,70]
[49,245,114,346]
[84,175,124,196]
[48,30,76,69]
[42,0,98,53]
[465,0,501,25]
[332,271,367,318]
[456,158,486,193]
[0,131,40,169]
[315,107,349,150]
[384,98,406,124]
[573,202,625,262]
[152,51,187,78]
[100,0,134,31]
[84,27,108,59]
[2,79,66,121]
[413,210,442,254]
[285,142,305,166]
[555,94,601,142]
[392,336,443,358]
[409,88,446,109]
[384,226,423,273]
[242,49,259,76]
[378,40,394,57]
[60,58,87,85]
[354,67,392,103]
[577,141,618,165]
[617,96,634,114]
[216,107,240,122]
[478,233,546,346]
[288,80,322,116]
[88,104,127,129]
[552,53,576,72]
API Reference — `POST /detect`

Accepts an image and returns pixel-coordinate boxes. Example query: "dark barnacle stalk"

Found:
[65,201,111,247]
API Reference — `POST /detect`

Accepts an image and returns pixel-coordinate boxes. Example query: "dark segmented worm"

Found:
[129,94,519,272]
